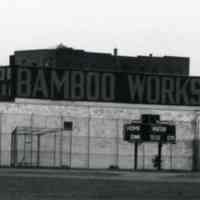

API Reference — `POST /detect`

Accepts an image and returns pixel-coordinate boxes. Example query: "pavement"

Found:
[0,168,200,199]
[0,168,200,182]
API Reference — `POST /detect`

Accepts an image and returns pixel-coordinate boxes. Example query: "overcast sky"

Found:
[0,0,200,75]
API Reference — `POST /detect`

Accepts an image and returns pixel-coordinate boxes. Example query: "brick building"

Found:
[10,45,189,75]
[0,46,198,171]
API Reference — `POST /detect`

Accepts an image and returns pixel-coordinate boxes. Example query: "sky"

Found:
[0,0,200,75]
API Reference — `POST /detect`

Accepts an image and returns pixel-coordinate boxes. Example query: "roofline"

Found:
[13,48,190,60]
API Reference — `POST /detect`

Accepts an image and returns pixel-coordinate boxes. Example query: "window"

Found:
[64,121,73,131]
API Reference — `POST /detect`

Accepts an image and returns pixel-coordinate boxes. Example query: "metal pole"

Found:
[30,114,33,166]
[37,135,40,167]
[87,117,91,169]
[116,119,119,167]
[53,134,56,167]
[60,116,63,167]
[142,144,145,170]
[59,129,63,167]
[0,113,2,166]
[170,143,173,170]
[69,130,72,168]
[13,129,17,167]
[87,106,91,169]
[193,118,199,171]
[11,132,14,166]
[158,142,162,170]
[134,142,138,170]
[23,134,26,166]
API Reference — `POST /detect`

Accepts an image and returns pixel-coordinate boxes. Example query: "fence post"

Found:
[116,119,119,167]
[37,135,40,167]
[87,116,91,169]
[53,134,56,167]
[69,129,72,168]
[30,113,33,166]
[170,143,173,170]
[60,116,63,167]
[142,144,145,170]
[0,113,2,166]
[59,130,63,167]
[193,118,199,171]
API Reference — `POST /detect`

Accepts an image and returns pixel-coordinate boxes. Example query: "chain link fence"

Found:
[0,112,195,171]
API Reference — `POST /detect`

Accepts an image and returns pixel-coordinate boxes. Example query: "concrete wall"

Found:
[0,98,199,170]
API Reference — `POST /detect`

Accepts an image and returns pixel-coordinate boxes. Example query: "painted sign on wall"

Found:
[0,66,200,106]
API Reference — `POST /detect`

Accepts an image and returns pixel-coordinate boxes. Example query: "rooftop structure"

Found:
[10,45,190,75]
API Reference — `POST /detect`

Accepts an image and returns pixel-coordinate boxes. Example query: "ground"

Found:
[0,168,200,200]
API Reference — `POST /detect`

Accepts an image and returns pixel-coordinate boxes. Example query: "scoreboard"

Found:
[124,122,176,143]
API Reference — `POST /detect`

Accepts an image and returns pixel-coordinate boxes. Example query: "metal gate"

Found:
[11,127,64,167]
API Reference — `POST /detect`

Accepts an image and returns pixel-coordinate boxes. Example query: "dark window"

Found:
[64,121,73,130]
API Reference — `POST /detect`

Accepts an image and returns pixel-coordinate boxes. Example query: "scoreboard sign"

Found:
[124,123,176,143]
[124,123,142,141]
[1,66,200,106]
